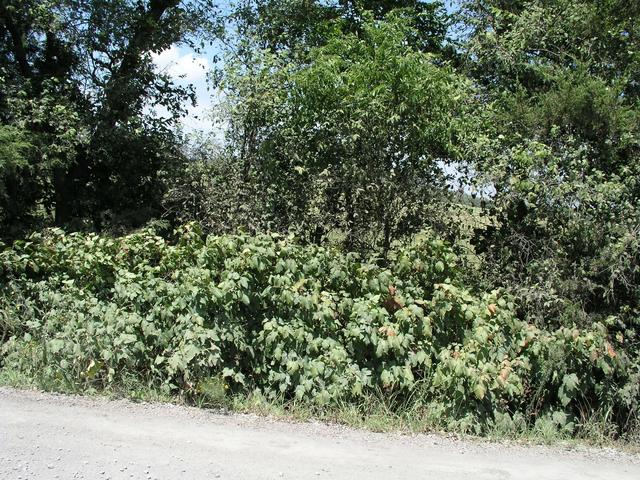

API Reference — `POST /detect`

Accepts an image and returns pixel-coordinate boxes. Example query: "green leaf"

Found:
[473,382,486,400]
[380,369,394,387]
[48,339,65,354]
[558,373,580,407]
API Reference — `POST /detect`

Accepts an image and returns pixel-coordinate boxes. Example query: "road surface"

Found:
[0,387,638,479]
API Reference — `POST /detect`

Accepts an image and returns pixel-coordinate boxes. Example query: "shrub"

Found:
[0,225,637,438]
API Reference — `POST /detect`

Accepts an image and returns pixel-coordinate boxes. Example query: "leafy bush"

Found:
[0,225,637,438]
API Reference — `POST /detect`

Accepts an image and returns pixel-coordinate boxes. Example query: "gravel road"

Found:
[0,387,638,480]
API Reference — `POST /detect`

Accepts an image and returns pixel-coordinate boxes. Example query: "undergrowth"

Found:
[0,224,638,444]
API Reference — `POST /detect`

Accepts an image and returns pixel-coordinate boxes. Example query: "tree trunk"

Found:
[344,186,355,251]
[53,167,71,226]
[97,0,180,131]
[382,216,391,261]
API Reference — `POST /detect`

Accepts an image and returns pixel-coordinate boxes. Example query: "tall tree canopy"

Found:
[223,14,472,252]
[0,0,220,235]
[230,0,453,57]
[457,0,640,327]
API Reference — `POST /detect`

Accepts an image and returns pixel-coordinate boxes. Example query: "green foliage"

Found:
[1,226,637,438]
[0,0,221,234]
[0,0,639,444]
[0,125,34,229]
[0,125,30,174]
[222,14,473,253]
[161,147,268,235]
[232,0,452,57]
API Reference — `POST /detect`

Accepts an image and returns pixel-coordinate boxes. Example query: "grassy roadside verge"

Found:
[2,367,638,454]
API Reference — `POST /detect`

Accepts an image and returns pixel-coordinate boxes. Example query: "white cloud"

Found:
[151,45,180,69]
[150,45,217,133]
[151,45,209,83]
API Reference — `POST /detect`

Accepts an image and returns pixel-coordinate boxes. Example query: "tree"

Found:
[0,0,220,235]
[230,0,453,57]
[223,14,473,254]
[457,0,640,328]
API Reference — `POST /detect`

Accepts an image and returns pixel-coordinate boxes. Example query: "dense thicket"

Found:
[1,227,637,438]
[1,0,639,439]
[461,0,640,320]
[0,0,220,236]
